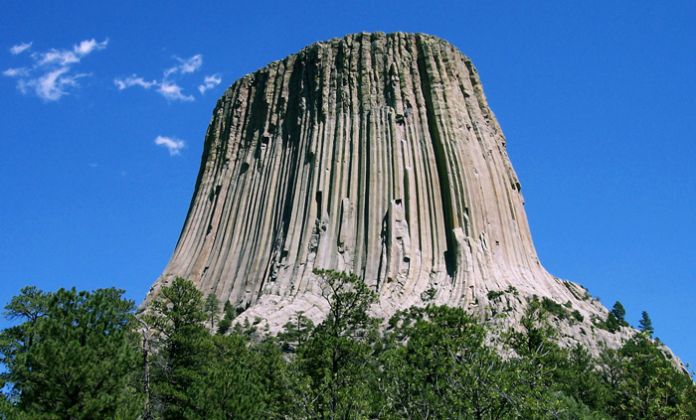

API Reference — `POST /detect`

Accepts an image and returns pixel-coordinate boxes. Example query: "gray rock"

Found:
[140,32,669,359]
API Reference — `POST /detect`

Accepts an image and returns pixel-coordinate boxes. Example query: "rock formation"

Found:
[141,32,636,352]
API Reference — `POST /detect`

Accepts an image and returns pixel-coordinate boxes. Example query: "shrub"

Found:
[542,297,569,320]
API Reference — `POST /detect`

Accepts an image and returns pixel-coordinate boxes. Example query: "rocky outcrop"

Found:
[141,32,636,353]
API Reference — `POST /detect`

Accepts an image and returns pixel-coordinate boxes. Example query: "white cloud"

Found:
[4,38,108,101]
[25,67,79,101]
[116,54,206,101]
[34,38,108,67]
[114,75,157,90]
[199,74,221,94]
[74,39,108,55]
[157,81,194,101]
[35,49,80,66]
[2,67,29,77]
[10,42,32,55]
[177,55,202,74]
[155,136,186,155]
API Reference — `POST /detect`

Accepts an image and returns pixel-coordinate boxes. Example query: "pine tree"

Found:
[611,333,695,419]
[217,301,235,335]
[638,311,654,336]
[380,305,559,419]
[192,333,287,418]
[278,311,314,352]
[605,313,621,333]
[287,269,380,419]
[145,277,210,419]
[0,286,142,419]
[203,293,221,331]
[611,301,627,326]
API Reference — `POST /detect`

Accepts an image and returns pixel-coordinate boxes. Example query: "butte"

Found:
[141,32,635,353]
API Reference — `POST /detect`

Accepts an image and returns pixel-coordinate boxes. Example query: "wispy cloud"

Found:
[155,136,186,155]
[115,54,208,101]
[10,42,32,55]
[33,39,107,67]
[164,54,202,77]
[178,55,202,74]
[74,39,107,55]
[3,38,108,101]
[2,67,29,77]
[114,75,157,90]
[25,67,89,101]
[157,81,193,101]
[199,74,221,94]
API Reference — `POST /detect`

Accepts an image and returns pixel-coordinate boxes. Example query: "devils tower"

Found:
[142,32,626,350]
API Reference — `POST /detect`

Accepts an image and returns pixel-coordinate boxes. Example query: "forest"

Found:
[1,270,694,419]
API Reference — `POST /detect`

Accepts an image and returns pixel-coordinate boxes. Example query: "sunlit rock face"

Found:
[142,32,628,351]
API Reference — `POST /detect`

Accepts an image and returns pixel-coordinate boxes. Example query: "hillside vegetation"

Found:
[1,271,694,419]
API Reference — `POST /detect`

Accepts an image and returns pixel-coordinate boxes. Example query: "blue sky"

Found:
[1,0,694,366]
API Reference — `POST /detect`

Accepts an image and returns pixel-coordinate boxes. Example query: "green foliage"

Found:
[216,301,234,335]
[285,269,380,419]
[541,296,570,321]
[3,279,695,420]
[189,333,285,419]
[551,344,613,412]
[216,317,231,335]
[420,286,437,301]
[278,311,314,352]
[487,285,519,301]
[145,277,210,419]
[639,311,654,336]
[572,310,584,322]
[611,301,627,325]
[488,290,505,300]
[506,285,520,295]
[610,333,695,419]
[0,286,141,419]
[605,313,621,333]
[508,296,559,360]
[592,313,620,333]
[203,293,220,331]
[144,277,287,419]
[381,305,556,419]
[553,392,616,420]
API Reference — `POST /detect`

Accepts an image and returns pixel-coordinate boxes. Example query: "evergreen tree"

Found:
[278,311,314,352]
[145,277,210,419]
[216,301,235,335]
[287,269,380,419]
[380,305,557,419]
[638,311,654,336]
[190,333,279,419]
[551,344,612,412]
[0,286,142,419]
[507,296,560,364]
[203,293,221,331]
[605,313,621,333]
[611,301,627,325]
[609,333,695,419]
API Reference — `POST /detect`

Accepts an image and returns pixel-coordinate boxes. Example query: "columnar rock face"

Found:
[142,32,621,349]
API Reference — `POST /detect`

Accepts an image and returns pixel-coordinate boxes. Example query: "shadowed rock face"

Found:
[142,32,622,349]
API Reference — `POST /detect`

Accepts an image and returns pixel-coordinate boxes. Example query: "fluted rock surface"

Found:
[142,32,629,351]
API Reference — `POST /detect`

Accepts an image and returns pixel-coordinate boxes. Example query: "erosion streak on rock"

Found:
[142,32,619,350]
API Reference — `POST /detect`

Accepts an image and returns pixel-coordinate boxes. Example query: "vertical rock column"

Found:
[141,32,601,330]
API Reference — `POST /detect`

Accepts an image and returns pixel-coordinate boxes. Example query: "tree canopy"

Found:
[1,274,694,420]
